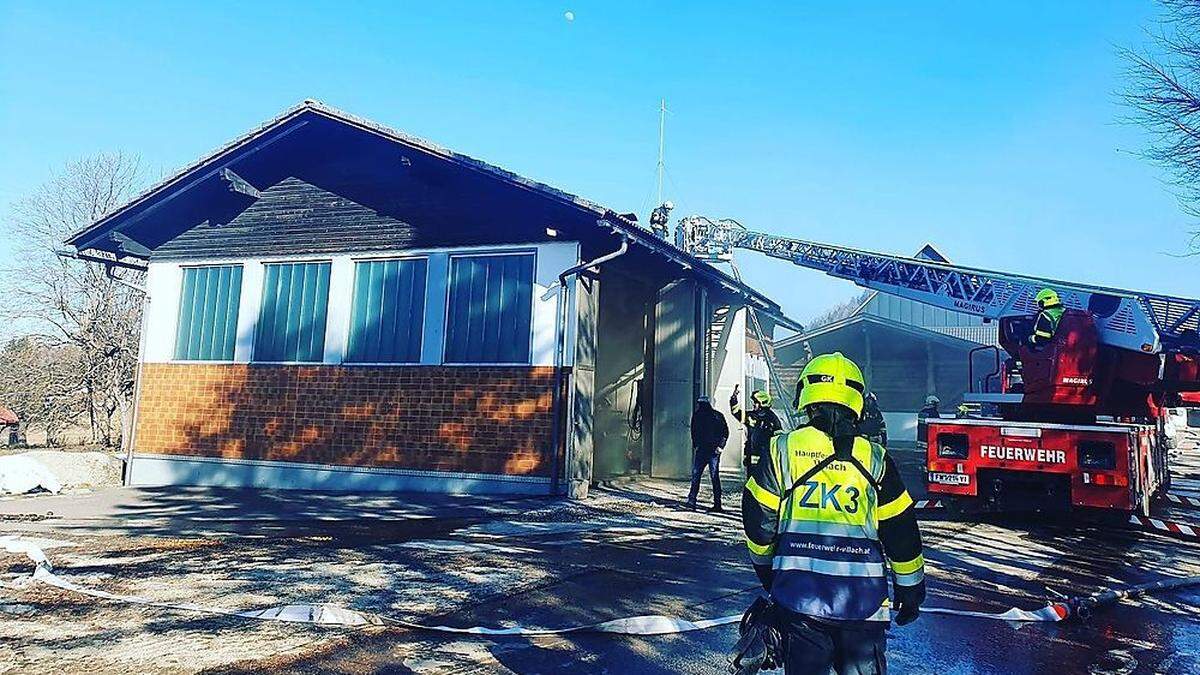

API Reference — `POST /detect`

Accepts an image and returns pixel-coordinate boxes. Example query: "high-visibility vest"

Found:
[1032,307,1064,343]
[767,427,890,622]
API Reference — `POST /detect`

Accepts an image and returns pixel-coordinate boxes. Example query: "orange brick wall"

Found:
[134,363,562,476]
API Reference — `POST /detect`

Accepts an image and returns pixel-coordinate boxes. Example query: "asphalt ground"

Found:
[2,445,1199,674]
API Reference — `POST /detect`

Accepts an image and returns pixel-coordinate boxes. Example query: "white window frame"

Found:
[170,262,246,364]
[442,248,538,367]
[341,253,431,366]
[147,240,576,368]
[250,257,335,365]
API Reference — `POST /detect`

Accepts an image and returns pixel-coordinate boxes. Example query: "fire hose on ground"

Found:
[3,535,1199,635]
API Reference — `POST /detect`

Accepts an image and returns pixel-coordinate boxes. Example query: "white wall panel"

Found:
[142,263,183,363]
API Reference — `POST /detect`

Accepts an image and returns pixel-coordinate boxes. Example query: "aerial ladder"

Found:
[679,215,1200,515]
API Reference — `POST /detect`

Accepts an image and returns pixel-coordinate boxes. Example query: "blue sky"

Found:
[1,1,1195,323]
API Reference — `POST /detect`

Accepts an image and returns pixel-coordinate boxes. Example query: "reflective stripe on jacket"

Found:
[732,401,783,464]
[750,427,898,622]
[1031,307,1064,344]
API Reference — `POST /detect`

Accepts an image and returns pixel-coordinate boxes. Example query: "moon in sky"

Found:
[564,10,575,22]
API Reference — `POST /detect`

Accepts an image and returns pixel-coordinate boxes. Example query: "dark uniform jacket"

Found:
[732,399,783,465]
[858,397,887,443]
[1030,307,1065,346]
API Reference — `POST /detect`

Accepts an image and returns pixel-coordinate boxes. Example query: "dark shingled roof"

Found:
[66,99,796,327]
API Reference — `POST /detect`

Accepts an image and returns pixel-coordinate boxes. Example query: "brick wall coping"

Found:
[129,453,554,495]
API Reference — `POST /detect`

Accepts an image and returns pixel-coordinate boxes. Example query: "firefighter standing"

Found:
[918,395,940,420]
[732,387,783,469]
[741,352,925,674]
[649,200,674,239]
[858,391,887,446]
[1028,288,1065,347]
[916,395,940,452]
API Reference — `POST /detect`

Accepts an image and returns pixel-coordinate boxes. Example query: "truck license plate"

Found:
[928,472,970,486]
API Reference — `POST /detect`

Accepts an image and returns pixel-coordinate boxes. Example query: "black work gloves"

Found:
[893,580,926,626]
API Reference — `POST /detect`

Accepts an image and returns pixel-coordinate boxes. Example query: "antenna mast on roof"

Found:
[649,99,674,239]
[656,98,667,205]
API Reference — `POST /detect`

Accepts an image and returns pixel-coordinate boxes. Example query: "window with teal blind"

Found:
[174,265,243,361]
[346,258,428,363]
[444,253,534,364]
[254,261,331,362]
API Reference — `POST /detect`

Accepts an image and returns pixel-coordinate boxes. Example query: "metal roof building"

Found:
[775,245,997,441]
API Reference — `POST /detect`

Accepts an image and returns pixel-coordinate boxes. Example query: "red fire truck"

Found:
[679,216,1200,515]
[925,307,1195,515]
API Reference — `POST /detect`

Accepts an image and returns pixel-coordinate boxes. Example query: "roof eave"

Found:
[66,103,317,249]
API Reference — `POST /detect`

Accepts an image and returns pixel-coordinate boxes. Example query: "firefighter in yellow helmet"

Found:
[739,352,925,674]
[1028,288,1065,347]
[731,387,783,470]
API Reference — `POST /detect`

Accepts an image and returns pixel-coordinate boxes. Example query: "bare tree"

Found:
[806,290,872,328]
[0,336,87,445]
[0,153,146,447]
[1123,0,1200,254]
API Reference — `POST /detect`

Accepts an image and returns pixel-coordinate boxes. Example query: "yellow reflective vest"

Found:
[744,426,923,622]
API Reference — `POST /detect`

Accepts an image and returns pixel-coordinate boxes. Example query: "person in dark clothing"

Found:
[731,386,783,470]
[858,391,888,446]
[916,395,940,451]
[688,395,729,511]
[918,395,940,420]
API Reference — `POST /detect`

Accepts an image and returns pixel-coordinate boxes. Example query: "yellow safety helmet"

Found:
[797,352,866,418]
[752,390,772,407]
[1035,288,1061,309]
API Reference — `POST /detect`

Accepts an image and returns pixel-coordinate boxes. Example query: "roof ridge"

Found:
[68,98,639,245]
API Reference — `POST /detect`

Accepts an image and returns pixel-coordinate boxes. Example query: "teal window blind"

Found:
[444,253,534,364]
[254,261,331,362]
[174,265,243,361]
[346,258,428,363]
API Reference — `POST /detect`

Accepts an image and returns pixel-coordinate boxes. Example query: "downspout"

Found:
[56,249,149,485]
[549,232,631,496]
[104,265,147,295]
[122,290,151,486]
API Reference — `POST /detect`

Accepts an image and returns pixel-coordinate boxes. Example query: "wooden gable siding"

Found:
[151,176,550,260]
[153,177,417,259]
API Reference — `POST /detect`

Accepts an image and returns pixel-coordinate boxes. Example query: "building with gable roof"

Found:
[64,101,795,497]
